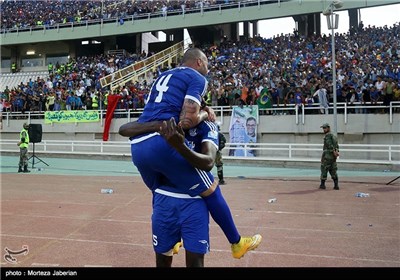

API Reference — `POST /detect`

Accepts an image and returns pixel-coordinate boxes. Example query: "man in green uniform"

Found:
[319,123,339,190]
[216,123,226,185]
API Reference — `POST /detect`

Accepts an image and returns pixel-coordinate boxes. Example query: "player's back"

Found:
[138,66,208,123]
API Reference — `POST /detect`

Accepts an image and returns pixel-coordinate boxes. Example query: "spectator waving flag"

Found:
[257,88,272,109]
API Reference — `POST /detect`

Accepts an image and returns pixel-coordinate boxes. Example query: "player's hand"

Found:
[202,106,216,122]
[160,117,185,148]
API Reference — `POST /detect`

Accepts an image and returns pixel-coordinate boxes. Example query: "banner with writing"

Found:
[44,110,100,123]
[229,105,259,157]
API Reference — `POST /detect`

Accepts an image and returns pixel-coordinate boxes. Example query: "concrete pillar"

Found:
[230,22,239,41]
[294,13,321,37]
[136,34,142,54]
[172,29,184,42]
[67,41,76,59]
[348,8,359,34]
[293,15,308,36]
[165,29,183,43]
[187,27,217,46]
[307,13,321,36]
[115,35,138,53]
[252,20,258,37]
[165,31,172,42]
[219,23,239,41]
[243,21,250,39]
[103,37,117,52]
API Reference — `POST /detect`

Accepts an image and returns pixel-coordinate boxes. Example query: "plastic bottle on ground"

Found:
[101,188,114,194]
[354,192,369,197]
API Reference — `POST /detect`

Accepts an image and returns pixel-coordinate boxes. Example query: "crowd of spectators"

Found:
[203,23,400,114]
[1,0,235,31]
[1,1,399,116]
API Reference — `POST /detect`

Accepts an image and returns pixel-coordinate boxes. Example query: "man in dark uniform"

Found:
[216,123,226,185]
[319,123,339,190]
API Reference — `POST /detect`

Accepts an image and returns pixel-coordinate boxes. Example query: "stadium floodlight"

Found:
[323,0,342,135]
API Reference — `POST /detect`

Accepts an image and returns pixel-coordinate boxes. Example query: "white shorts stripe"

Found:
[155,189,202,199]
[129,132,159,144]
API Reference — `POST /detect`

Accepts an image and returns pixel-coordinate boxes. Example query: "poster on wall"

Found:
[229,105,259,157]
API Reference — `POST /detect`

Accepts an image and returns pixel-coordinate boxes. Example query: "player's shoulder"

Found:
[326,132,336,140]
[178,66,206,80]
[191,121,218,139]
[201,121,218,131]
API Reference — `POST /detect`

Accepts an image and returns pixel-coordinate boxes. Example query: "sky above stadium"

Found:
[256,3,400,38]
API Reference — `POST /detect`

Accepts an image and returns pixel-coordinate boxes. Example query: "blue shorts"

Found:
[152,188,210,255]
[130,134,216,197]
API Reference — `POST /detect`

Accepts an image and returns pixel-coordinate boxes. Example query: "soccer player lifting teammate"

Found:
[120,48,262,265]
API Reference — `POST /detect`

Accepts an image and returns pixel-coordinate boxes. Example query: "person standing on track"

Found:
[319,123,339,190]
[215,122,226,185]
[17,122,30,173]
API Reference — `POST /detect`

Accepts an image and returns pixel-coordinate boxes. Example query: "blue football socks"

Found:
[203,186,241,244]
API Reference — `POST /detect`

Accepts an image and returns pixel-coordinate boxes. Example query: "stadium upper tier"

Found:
[1,0,399,45]
[1,23,399,115]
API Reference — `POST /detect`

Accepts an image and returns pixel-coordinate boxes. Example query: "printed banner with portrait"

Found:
[229,105,259,157]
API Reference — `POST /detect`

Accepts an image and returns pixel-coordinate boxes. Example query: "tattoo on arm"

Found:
[180,99,199,129]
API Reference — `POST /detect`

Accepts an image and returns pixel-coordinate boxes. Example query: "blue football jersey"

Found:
[185,121,219,153]
[154,120,218,195]
[138,67,208,123]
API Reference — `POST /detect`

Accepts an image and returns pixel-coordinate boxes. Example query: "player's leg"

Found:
[153,148,240,245]
[215,151,225,185]
[131,141,157,191]
[320,161,328,189]
[201,186,262,259]
[159,154,261,259]
[179,194,209,267]
[146,136,262,259]
[130,136,172,191]
[330,162,339,190]
[155,253,173,267]
[152,191,182,267]
[185,251,204,267]
[201,185,240,245]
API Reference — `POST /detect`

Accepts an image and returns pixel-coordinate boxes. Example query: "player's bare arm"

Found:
[179,99,208,130]
[119,121,162,137]
[160,118,216,171]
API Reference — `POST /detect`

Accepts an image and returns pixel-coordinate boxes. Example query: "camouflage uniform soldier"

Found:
[319,123,339,190]
[216,124,226,185]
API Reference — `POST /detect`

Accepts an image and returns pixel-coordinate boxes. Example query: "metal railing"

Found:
[1,139,399,166]
[99,40,187,90]
[1,101,399,128]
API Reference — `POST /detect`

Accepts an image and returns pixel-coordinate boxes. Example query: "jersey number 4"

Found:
[147,74,173,104]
